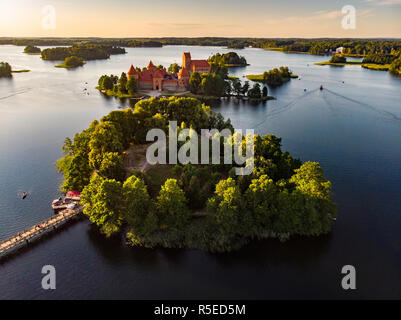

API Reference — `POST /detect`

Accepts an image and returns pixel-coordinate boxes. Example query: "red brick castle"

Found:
[127,52,211,91]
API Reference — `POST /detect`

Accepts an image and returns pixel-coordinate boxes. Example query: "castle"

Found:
[127,52,211,91]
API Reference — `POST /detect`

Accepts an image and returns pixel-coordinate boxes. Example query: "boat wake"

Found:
[324,88,401,125]
[252,88,319,130]
[0,88,31,101]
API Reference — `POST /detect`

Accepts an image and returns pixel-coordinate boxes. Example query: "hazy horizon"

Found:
[1,0,400,38]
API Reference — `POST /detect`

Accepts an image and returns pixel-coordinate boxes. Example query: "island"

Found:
[208,52,248,67]
[23,45,41,54]
[314,55,363,66]
[56,56,85,69]
[41,44,126,62]
[315,52,401,73]
[56,96,337,252]
[96,52,274,102]
[0,62,12,77]
[97,51,272,102]
[246,66,298,86]
[0,61,30,77]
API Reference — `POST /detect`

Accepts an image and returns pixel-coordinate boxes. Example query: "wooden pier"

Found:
[0,207,82,257]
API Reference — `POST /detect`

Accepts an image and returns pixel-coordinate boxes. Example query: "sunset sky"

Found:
[0,0,400,38]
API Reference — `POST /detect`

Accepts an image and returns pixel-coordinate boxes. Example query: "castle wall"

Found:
[162,81,178,91]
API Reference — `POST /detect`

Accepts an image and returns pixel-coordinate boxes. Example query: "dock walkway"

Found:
[0,207,82,257]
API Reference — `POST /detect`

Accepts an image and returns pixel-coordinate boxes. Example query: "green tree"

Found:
[118,72,128,94]
[99,152,126,181]
[88,121,124,170]
[207,178,243,234]
[232,78,242,97]
[156,179,190,229]
[126,77,138,96]
[247,83,262,99]
[63,56,84,67]
[289,161,336,235]
[262,86,268,97]
[189,72,201,94]
[168,63,181,73]
[123,175,154,231]
[329,55,347,63]
[101,76,114,90]
[81,175,124,237]
[0,62,12,78]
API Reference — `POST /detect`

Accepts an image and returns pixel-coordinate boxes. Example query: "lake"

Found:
[0,45,400,299]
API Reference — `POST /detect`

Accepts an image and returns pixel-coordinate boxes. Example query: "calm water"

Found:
[0,45,400,299]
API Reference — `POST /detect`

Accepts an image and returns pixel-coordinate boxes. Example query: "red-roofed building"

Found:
[127,52,210,91]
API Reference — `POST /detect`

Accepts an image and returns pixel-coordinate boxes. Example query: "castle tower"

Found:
[177,66,190,90]
[127,65,138,80]
[182,52,191,70]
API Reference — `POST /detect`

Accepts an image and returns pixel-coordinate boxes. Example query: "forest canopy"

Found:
[57,97,336,252]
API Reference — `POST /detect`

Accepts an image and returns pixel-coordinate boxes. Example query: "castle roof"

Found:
[183,52,191,60]
[147,60,155,69]
[127,65,137,75]
[190,60,210,68]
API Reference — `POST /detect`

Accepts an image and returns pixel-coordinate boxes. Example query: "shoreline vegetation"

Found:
[57,96,337,252]
[208,52,248,67]
[315,53,400,73]
[23,45,41,54]
[246,67,298,86]
[55,56,86,68]
[2,38,400,56]
[11,69,31,73]
[1,61,30,77]
[41,44,126,62]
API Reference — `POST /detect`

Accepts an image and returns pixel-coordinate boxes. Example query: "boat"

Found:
[66,191,81,201]
[21,192,28,199]
[320,85,323,90]
[51,197,72,210]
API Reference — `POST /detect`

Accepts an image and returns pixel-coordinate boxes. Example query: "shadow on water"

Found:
[211,234,332,271]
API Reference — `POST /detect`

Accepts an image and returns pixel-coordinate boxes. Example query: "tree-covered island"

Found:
[57,97,336,252]
[315,52,401,73]
[23,45,41,54]
[56,56,85,68]
[0,62,30,77]
[247,66,298,86]
[41,44,126,68]
[208,52,248,67]
[0,62,12,77]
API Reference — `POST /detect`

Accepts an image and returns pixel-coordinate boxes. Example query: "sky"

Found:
[0,0,400,38]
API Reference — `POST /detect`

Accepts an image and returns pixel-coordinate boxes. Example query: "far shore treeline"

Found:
[2,37,400,75]
[1,37,401,55]
[57,96,337,252]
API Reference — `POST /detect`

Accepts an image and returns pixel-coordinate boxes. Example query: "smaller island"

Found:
[0,62,12,77]
[56,56,86,68]
[247,66,298,86]
[315,55,362,66]
[0,62,30,77]
[97,72,144,99]
[208,52,248,67]
[23,45,41,54]
[41,44,126,62]
[315,53,400,73]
